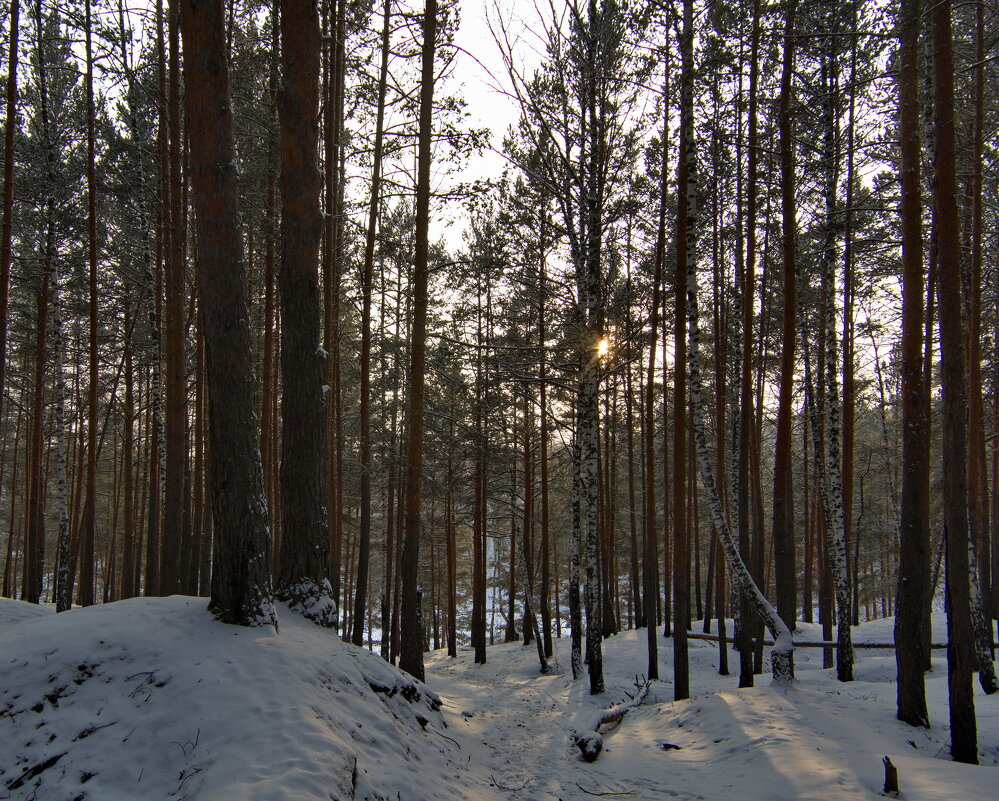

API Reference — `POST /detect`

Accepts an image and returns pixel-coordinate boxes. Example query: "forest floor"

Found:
[427,619,999,800]
[1,596,997,800]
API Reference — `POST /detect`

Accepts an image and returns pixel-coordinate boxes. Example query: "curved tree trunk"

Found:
[681,0,793,685]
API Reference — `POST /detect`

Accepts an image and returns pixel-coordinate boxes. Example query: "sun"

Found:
[597,337,610,358]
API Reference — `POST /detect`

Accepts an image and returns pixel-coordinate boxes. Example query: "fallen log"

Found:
[685,632,947,649]
[573,681,650,762]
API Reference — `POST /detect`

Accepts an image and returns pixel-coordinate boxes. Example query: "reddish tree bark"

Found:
[178,0,275,627]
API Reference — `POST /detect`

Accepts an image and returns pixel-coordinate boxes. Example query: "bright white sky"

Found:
[439,0,549,246]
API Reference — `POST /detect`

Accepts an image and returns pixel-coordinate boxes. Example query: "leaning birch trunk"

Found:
[681,31,794,683]
[52,259,72,613]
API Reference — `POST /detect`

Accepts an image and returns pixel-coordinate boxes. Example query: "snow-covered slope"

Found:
[0,596,466,801]
[2,597,996,801]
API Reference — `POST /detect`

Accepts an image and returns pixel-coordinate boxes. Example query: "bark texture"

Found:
[275,0,335,626]
[179,0,276,628]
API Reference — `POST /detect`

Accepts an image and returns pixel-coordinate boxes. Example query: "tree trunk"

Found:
[160,0,186,597]
[895,0,931,729]
[23,0,54,606]
[398,0,438,682]
[571,400,584,680]
[820,16,854,683]
[179,0,275,628]
[963,0,996,695]
[772,0,798,634]
[324,0,347,628]
[52,254,71,612]
[352,0,391,646]
[274,0,334,625]
[0,0,20,545]
[644,76,669,680]
[737,0,762,688]
[673,0,694,701]
[120,307,137,600]
[933,0,978,763]
[538,244,553,657]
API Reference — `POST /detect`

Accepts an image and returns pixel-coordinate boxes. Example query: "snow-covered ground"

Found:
[1,597,996,800]
[0,597,465,801]
[427,620,998,800]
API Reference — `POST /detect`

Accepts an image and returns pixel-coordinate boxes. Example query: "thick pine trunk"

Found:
[673,0,694,701]
[160,0,186,597]
[772,0,798,634]
[275,0,334,625]
[399,0,438,682]
[895,0,931,729]
[963,1,996,695]
[23,0,54,606]
[933,0,978,764]
[179,0,275,628]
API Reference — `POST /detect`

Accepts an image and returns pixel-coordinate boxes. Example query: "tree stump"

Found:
[882,756,898,795]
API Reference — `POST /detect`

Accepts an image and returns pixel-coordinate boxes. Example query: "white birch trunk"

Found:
[580,357,603,693]
[682,39,794,682]
[801,315,854,682]
[52,257,72,613]
[570,421,583,680]
[145,235,165,581]
[820,176,855,683]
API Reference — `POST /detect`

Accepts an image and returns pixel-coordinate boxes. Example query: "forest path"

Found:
[425,619,999,801]
[425,632,701,801]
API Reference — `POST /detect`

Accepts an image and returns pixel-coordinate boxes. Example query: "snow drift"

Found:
[0,596,467,801]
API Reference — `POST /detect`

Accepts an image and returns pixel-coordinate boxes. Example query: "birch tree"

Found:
[681,0,794,683]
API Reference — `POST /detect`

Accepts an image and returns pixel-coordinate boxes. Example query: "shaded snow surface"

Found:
[2,598,998,801]
[0,597,465,801]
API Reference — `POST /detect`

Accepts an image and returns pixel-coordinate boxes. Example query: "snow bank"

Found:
[0,596,467,801]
